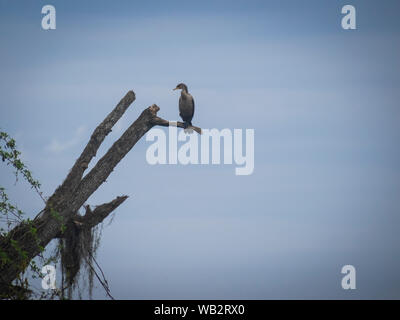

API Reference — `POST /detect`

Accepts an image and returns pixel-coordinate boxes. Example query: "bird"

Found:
[173,83,195,133]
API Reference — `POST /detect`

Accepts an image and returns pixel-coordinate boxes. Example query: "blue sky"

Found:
[1,0,400,299]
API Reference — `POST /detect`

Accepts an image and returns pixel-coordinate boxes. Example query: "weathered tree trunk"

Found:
[0,90,201,296]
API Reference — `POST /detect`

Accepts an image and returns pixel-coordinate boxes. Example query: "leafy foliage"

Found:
[0,130,60,299]
[0,130,40,234]
[1,130,110,300]
[0,131,40,189]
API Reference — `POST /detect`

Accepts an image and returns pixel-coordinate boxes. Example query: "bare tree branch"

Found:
[0,92,201,296]
[81,196,128,229]
[68,104,160,213]
[151,116,202,134]
[48,91,135,209]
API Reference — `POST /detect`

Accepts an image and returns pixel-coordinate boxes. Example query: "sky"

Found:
[1,0,400,299]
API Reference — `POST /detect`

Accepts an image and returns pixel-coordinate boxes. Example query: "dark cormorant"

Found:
[173,83,195,131]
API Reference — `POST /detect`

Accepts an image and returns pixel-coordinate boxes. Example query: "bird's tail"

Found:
[184,128,194,134]
[184,121,193,134]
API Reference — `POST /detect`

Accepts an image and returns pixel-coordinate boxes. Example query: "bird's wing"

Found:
[190,96,195,119]
[179,96,184,117]
[179,93,195,122]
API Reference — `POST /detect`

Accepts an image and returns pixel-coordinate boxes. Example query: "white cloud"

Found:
[45,125,87,153]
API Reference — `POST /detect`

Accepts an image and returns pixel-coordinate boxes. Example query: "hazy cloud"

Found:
[45,125,87,153]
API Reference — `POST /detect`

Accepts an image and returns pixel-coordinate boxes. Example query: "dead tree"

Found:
[0,90,201,297]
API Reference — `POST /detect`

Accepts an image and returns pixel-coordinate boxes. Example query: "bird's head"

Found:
[173,83,188,92]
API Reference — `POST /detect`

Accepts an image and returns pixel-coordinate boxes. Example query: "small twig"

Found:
[84,252,114,300]
[151,116,202,134]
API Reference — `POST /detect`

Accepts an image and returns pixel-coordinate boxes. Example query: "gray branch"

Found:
[0,92,198,296]
[151,116,202,134]
[81,196,129,229]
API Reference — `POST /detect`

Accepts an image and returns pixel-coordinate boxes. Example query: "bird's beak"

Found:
[173,88,178,91]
